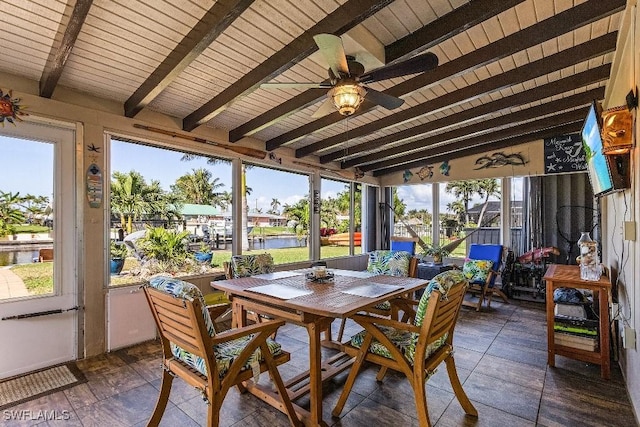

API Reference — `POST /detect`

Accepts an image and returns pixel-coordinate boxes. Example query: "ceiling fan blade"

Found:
[365,88,404,110]
[313,34,349,77]
[261,82,330,89]
[311,97,337,118]
[359,52,439,83]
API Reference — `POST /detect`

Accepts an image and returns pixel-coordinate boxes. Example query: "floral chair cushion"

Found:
[231,253,275,278]
[350,270,467,364]
[366,250,411,277]
[171,334,282,379]
[413,270,468,327]
[462,259,494,285]
[148,276,216,336]
[148,276,282,378]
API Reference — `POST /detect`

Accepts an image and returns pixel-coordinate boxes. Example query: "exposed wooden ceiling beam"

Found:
[278,0,624,155]
[373,121,583,177]
[385,0,525,64]
[357,87,603,172]
[124,0,255,118]
[229,0,524,142]
[183,0,394,132]
[228,89,326,142]
[365,107,588,174]
[333,65,610,166]
[39,0,93,98]
[300,31,617,158]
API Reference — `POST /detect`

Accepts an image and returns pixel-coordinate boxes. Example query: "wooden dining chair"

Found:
[336,250,417,342]
[225,253,279,332]
[143,276,301,427]
[332,270,477,427]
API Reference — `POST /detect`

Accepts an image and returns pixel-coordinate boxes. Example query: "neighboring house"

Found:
[467,200,523,227]
[247,212,287,227]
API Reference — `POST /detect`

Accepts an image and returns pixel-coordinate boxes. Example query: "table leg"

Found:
[546,283,556,367]
[598,289,611,379]
[306,321,328,427]
[232,300,247,328]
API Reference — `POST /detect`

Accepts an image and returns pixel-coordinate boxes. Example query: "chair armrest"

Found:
[391,296,420,306]
[351,314,420,334]
[212,319,285,344]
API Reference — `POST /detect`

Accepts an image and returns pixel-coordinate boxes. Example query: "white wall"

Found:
[602,2,639,419]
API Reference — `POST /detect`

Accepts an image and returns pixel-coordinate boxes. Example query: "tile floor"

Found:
[3,299,638,426]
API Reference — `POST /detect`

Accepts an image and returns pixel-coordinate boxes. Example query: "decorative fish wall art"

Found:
[474,152,527,169]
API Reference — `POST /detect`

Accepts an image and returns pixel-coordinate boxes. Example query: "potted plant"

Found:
[422,244,451,264]
[194,242,213,263]
[110,241,129,275]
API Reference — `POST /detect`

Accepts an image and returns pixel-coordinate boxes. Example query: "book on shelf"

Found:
[554,303,588,318]
[554,331,598,351]
[554,315,598,337]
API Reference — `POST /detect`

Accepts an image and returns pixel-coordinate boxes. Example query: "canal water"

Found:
[0,250,40,266]
[0,236,306,267]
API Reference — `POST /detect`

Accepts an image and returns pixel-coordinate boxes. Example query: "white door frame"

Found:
[0,118,79,378]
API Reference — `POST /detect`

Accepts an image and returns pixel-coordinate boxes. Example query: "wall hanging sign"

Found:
[86,163,103,208]
[544,133,586,174]
[312,190,320,214]
[0,89,28,126]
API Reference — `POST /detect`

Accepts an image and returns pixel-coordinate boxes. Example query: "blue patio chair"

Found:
[390,236,419,255]
[462,243,509,311]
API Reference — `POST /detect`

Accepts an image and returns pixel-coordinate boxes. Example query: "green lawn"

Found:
[10,263,54,295]
[14,225,50,234]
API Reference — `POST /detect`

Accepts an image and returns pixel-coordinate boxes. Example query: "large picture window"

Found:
[0,136,54,299]
[320,178,361,258]
[109,138,231,286]
[244,163,310,265]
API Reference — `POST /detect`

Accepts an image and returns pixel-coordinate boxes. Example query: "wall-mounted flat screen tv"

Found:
[582,101,614,196]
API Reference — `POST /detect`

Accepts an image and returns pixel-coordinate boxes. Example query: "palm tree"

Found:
[180,154,252,250]
[0,191,25,237]
[445,180,481,226]
[446,200,465,225]
[269,198,281,215]
[283,198,310,241]
[171,168,225,205]
[215,191,232,210]
[21,194,49,225]
[110,171,173,233]
[476,179,500,227]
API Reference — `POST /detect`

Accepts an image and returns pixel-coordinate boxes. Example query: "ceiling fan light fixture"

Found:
[330,82,366,116]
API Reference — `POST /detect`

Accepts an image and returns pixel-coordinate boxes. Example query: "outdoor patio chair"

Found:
[332,270,477,427]
[336,250,417,342]
[390,236,419,255]
[143,276,300,427]
[461,243,509,311]
[225,253,277,331]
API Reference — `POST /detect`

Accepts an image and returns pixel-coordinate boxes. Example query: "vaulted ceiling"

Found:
[2,0,626,177]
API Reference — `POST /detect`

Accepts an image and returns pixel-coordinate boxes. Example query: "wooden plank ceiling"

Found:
[2,0,625,177]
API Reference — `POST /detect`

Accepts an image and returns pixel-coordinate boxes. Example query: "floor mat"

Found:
[0,363,87,410]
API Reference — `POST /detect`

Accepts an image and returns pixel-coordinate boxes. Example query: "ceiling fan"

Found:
[261,34,439,118]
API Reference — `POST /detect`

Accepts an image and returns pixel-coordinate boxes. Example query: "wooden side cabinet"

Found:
[544,264,611,379]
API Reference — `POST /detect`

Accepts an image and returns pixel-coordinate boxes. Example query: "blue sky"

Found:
[0,135,515,212]
[0,135,54,197]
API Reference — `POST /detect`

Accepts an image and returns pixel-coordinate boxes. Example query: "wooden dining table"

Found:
[211,269,430,427]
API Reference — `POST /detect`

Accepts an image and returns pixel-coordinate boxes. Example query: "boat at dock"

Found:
[326,232,361,246]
